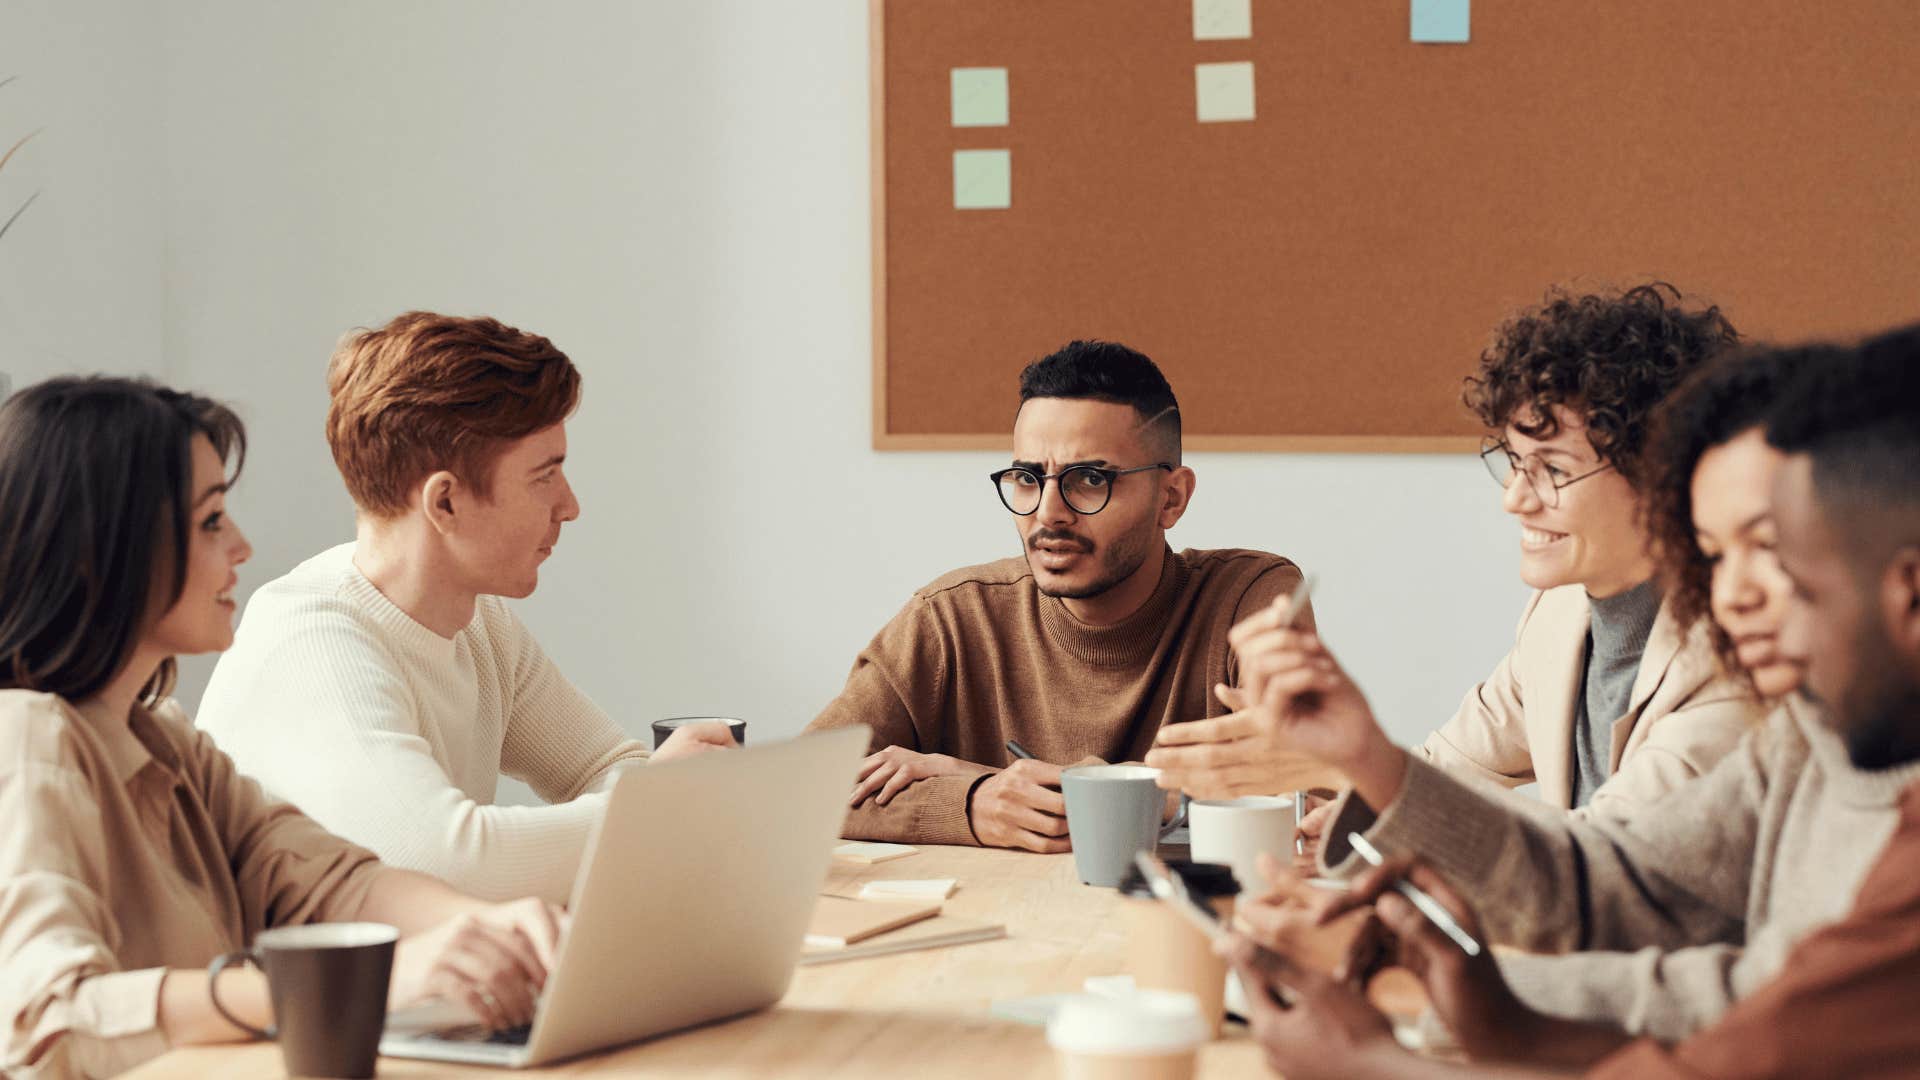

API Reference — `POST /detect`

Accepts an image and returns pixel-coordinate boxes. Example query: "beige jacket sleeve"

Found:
[0,763,171,1079]
[1320,736,1769,956]
[1414,595,1542,790]
[163,703,386,931]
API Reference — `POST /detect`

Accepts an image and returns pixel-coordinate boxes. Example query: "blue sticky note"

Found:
[1411,0,1470,43]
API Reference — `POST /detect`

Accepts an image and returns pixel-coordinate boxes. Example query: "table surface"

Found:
[125,843,1411,1079]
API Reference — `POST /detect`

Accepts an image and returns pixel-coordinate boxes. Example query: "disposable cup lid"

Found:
[1046,990,1207,1055]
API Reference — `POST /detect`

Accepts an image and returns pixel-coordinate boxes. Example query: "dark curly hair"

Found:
[1643,343,1834,677]
[1463,283,1741,489]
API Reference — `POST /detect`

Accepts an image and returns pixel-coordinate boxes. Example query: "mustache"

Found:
[1028,528,1094,553]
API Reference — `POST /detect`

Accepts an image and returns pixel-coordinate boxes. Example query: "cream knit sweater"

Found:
[1322,695,1920,1041]
[196,543,649,903]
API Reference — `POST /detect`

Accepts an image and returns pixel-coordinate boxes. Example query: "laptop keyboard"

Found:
[418,1023,531,1046]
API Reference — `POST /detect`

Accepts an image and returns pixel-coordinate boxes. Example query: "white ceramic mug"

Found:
[1188,795,1296,890]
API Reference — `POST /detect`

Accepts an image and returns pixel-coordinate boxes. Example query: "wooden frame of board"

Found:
[870,0,1920,453]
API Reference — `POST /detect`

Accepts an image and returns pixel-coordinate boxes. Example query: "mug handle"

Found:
[1158,792,1189,839]
[206,949,276,1041]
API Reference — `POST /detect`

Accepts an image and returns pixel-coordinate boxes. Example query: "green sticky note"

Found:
[1195,61,1256,123]
[953,149,1011,210]
[951,67,1009,127]
[1411,0,1470,43]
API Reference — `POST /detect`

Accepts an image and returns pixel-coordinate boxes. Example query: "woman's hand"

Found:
[651,721,739,764]
[389,897,567,1030]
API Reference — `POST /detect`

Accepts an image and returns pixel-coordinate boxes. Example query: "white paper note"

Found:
[859,878,959,901]
[1193,0,1252,40]
[1195,61,1256,123]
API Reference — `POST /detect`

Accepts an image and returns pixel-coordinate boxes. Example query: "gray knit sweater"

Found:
[1323,695,1920,1040]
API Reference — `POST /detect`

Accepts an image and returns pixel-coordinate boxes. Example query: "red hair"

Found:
[326,312,581,517]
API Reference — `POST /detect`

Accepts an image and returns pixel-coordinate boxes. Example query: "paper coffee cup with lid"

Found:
[1046,989,1208,1080]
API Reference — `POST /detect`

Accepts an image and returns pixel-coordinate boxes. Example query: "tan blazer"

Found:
[1418,585,1767,818]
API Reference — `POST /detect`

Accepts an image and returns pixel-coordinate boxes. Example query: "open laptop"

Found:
[380,724,868,1068]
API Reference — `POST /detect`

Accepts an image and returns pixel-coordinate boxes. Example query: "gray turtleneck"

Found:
[1571,577,1663,808]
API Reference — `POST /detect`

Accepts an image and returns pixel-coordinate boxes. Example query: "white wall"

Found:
[0,1,167,391]
[19,3,1530,801]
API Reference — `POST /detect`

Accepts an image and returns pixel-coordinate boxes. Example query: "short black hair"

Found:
[1463,282,1741,489]
[0,377,246,705]
[1018,340,1181,463]
[1766,322,1920,563]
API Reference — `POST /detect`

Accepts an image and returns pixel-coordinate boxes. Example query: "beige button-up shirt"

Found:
[0,689,384,1078]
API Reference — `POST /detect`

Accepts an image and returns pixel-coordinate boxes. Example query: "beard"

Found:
[1842,680,1920,770]
[1838,628,1920,770]
[1027,522,1157,601]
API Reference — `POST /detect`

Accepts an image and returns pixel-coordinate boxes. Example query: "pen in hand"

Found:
[1005,739,1035,761]
[1345,831,1482,957]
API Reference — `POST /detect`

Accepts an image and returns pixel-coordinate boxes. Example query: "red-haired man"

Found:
[198,312,734,904]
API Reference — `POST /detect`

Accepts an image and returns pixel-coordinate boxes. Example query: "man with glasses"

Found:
[805,340,1306,851]
[1151,283,1766,832]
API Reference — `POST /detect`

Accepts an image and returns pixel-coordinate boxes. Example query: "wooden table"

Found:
[126,845,1384,1079]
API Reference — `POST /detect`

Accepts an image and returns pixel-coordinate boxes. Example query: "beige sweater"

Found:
[197,543,649,904]
[806,547,1302,845]
[1324,696,1920,1040]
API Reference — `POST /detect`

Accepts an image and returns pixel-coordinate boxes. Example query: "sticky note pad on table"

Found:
[859,878,959,901]
[834,841,918,864]
[1195,62,1256,123]
[1192,0,1251,40]
[952,149,1011,210]
[951,67,1009,127]
[1410,0,1470,43]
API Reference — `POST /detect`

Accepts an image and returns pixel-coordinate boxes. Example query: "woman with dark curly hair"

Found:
[1642,345,1828,700]
[1152,282,1768,834]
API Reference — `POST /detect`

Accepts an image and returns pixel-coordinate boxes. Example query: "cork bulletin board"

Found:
[870,0,1920,451]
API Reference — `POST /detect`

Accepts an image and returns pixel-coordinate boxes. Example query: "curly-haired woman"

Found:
[1152,282,1769,834]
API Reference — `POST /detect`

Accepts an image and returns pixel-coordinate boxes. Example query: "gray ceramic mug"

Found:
[207,922,398,1079]
[1061,764,1185,887]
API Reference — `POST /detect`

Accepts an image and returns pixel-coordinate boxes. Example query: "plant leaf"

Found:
[0,129,41,175]
[0,190,40,243]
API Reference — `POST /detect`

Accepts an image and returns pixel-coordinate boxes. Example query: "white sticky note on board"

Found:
[1193,0,1252,40]
[1410,0,1470,43]
[953,149,1012,210]
[951,67,1009,127]
[1195,62,1256,123]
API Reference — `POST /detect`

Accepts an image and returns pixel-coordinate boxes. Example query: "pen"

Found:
[1005,739,1034,761]
[1277,573,1316,630]
[1293,790,1308,856]
[1345,831,1482,957]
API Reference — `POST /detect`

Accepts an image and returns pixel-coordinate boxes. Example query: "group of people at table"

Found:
[0,284,1915,1078]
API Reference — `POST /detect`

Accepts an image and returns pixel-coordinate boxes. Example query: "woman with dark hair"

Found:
[0,377,563,1077]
